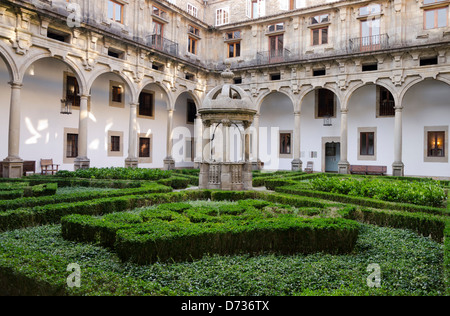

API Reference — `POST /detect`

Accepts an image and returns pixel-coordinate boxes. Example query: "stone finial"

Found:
[221,67,234,84]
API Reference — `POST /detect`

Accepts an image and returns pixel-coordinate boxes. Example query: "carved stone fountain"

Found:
[198,69,256,191]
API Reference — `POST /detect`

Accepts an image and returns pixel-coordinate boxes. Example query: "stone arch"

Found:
[19,53,87,94]
[399,75,450,107]
[256,89,295,114]
[296,84,342,113]
[173,89,202,113]
[86,67,137,104]
[0,42,19,82]
[138,78,174,110]
[343,80,400,109]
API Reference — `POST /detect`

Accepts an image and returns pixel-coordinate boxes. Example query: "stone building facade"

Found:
[0,0,449,178]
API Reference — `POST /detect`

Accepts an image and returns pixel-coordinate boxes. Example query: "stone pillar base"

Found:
[251,160,262,171]
[125,158,139,168]
[291,159,303,172]
[163,157,175,170]
[392,162,404,177]
[2,158,23,178]
[338,161,350,174]
[74,157,90,171]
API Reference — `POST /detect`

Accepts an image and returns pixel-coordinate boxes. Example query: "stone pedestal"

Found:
[2,158,23,178]
[338,161,350,174]
[74,157,90,170]
[251,160,262,171]
[392,162,404,177]
[164,157,175,170]
[291,158,303,171]
[125,157,139,168]
[199,162,253,191]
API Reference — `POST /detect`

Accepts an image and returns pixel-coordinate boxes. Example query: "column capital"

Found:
[294,111,301,116]
[394,106,403,112]
[340,108,349,114]
[130,102,139,109]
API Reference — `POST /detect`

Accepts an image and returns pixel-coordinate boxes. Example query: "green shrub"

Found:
[56,167,173,181]
[62,201,360,265]
[308,175,447,208]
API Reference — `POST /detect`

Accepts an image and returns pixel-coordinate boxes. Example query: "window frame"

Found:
[315,89,336,119]
[63,128,79,164]
[311,26,328,46]
[424,126,448,163]
[423,6,448,29]
[279,131,293,158]
[107,131,124,157]
[357,127,377,161]
[109,81,125,108]
[138,90,155,119]
[138,133,153,164]
[216,8,230,26]
[107,0,124,24]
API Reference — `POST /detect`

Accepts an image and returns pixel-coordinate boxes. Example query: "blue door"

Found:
[325,142,340,173]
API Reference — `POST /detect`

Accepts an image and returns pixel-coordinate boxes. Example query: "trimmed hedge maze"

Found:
[0,168,449,296]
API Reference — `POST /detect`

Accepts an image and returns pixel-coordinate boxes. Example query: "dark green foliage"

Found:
[62,201,360,265]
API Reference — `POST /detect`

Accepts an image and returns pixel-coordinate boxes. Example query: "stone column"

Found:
[163,109,175,170]
[202,120,212,162]
[2,81,24,178]
[243,120,253,190]
[251,113,261,170]
[222,120,231,163]
[125,102,139,168]
[338,108,350,174]
[291,111,303,171]
[243,121,251,162]
[74,95,90,170]
[392,106,404,176]
[194,114,202,168]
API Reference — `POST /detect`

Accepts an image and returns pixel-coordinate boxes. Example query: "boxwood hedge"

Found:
[62,201,361,265]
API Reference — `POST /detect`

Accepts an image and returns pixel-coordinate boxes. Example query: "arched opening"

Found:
[402,78,450,177]
[0,54,11,163]
[20,57,86,172]
[88,71,133,168]
[346,83,396,173]
[136,82,170,168]
[259,92,295,170]
[172,91,199,168]
[299,87,341,173]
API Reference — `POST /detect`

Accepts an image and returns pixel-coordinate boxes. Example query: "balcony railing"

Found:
[257,48,292,65]
[349,34,389,53]
[147,34,179,57]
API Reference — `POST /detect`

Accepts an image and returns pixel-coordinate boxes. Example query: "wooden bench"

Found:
[23,161,36,176]
[304,161,314,174]
[350,165,387,176]
[40,159,59,175]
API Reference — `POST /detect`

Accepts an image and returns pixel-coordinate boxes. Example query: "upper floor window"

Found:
[280,0,297,10]
[311,27,328,45]
[359,3,381,16]
[267,23,284,33]
[107,0,123,24]
[225,30,241,40]
[152,5,168,20]
[246,0,266,19]
[188,36,198,55]
[424,0,448,4]
[311,14,329,24]
[424,6,448,29]
[216,8,229,26]
[187,3,198,18]
[188,25,200,36]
